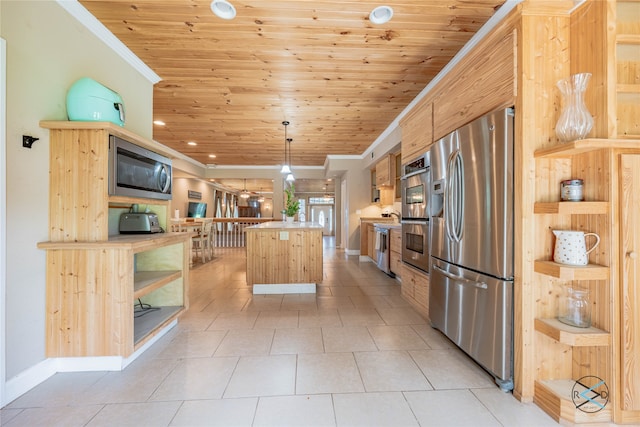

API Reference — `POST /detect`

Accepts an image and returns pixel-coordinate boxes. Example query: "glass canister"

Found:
[558,287,592,328]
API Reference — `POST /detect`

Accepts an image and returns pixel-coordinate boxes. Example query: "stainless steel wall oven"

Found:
[401,153,431,273]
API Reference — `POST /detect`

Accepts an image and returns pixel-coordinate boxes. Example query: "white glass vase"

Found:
[555,72,594,142]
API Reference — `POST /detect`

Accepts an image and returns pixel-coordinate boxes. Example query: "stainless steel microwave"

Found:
[108,135,172,200]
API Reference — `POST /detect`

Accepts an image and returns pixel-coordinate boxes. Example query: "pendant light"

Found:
[285,137,295,182]
[240,178,250,199]
[280,121,291,174]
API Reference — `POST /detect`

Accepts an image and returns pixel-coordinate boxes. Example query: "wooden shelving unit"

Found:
[534,318,610,347]
[533,201,608,215]
[38,122,190,359]
[534,379,612,424]
[533,261,609,281]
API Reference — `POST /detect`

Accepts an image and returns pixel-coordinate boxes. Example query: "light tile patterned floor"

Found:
[1,239,558,426]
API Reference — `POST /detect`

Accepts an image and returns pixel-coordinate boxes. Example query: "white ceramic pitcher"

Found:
[553,230,600,266]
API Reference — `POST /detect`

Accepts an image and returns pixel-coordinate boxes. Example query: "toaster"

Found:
[119,213,162,234]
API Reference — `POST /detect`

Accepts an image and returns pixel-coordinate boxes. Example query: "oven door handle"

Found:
[432,265,487,289]
[401,168,428,180]
[401,219,429,225]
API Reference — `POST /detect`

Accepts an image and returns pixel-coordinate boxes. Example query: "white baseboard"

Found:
[2,319,177,407]
[253,283,316,294]
[358,255,374,262]
[4,359,57,406]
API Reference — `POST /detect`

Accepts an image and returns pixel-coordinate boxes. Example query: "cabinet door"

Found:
[620,154,640,414]
[368,224,375,259]
[400,101,433,164]
[376,156,391,187]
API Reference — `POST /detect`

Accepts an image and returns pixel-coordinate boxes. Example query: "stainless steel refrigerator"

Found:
[429,107,514,391]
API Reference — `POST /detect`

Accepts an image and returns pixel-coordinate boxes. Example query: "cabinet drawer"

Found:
[401,263,429,317]
[390,229,401,253]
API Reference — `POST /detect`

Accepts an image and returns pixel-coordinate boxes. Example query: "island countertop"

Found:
[245,221,323,230]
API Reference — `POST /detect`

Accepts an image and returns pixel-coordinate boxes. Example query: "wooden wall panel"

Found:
[49,129,110,242]
[45,248,132,357]
[517,8,572,401]
[246,228,323,286]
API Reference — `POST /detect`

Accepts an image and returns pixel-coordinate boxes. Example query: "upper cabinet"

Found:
[400,101,433,164]
[375,154,392,187]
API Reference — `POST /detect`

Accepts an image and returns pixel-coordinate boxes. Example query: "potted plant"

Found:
[284,184,300,222]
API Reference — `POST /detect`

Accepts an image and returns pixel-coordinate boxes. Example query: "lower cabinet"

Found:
[390,229,402,278]
[39,233,190,358]
[401,263,429,319]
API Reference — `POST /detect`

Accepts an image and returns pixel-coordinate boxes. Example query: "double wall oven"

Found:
[400,153,433,273]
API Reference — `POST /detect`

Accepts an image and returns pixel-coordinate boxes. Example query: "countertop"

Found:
[245,221,323,230]
[373,223,402,230]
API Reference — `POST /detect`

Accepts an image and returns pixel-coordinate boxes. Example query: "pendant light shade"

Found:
[240,178,250,199]
[280,121,291,174]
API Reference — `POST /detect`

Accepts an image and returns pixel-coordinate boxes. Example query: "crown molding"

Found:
[56,1,160,84]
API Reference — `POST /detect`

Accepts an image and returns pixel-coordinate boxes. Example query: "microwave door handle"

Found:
[159,164,171,193]
[432,265,487,289]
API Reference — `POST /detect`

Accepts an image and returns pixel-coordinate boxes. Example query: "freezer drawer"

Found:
[429,257,513,388]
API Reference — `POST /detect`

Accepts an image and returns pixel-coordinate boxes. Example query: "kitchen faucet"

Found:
[390,212,401,221]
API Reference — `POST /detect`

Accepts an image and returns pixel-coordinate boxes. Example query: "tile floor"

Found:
[1,239,558,426]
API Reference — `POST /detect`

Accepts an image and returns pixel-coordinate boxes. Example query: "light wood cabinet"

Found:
[370,168,394,206]
[375,155,391,187]
[367,223,375,260]
[38,121,190,359]
[401,263,428,319]
[389,228,402,278]
[400,101,432,164]
[618,153,640,420]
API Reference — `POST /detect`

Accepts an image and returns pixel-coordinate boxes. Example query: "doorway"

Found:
[310,205,333,236]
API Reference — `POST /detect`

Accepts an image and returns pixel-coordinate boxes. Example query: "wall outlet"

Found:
[279,231,289,240]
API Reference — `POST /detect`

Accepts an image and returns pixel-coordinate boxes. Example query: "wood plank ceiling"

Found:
[79,0,505,167]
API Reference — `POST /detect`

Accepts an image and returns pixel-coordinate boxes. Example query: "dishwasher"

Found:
[374,226,394,276]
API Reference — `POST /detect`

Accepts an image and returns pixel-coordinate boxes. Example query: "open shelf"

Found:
[534,379,612,424]
[535,318,610,346]
[134,305,183,346]
[534,138,640,158]
[134,270,182,300]
[534,260,609,280]
[533,201,609,214]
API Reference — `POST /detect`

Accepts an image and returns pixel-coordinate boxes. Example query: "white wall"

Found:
[1,1,152,382]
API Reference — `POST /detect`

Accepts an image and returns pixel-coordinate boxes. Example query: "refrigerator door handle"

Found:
[432,265,488,289]
[445,149,464,242]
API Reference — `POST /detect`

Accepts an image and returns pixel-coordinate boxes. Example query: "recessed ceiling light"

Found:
[153,120,165,126]
[209,154,217,158]
[211,0,236,20]
[187,141,197,146]
[369,5,393,25]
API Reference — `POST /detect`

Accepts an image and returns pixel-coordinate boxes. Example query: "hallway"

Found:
[1,239,556,426]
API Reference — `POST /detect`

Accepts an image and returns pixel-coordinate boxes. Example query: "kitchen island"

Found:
[245,221,323,294]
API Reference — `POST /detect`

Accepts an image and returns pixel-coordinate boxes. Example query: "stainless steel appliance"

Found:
[429,107,514,391]
[109,136,172,200]
[401,221,430,273]
[401,153,430,220]
[401,153,431,273]
[119,212,162,234]
[374,225,393,276]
